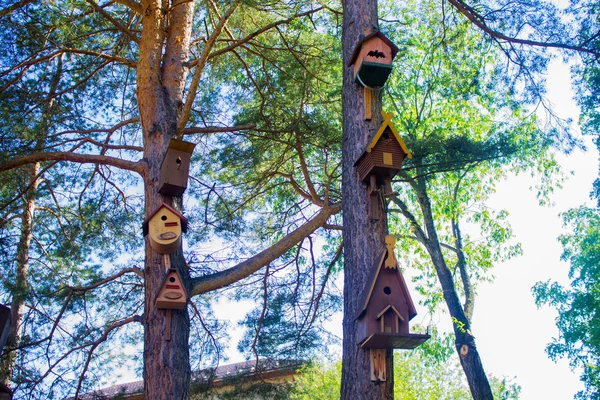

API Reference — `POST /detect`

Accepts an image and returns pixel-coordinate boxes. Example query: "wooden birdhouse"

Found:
[158,139,196,197]
[142,203,188,254]
[355,111,412,219]
[348,30,399,88]
[356,236,429,351]
[155,268,188,309]
[0,304,10,355]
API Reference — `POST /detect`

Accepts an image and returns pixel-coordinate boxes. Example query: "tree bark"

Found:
[413,173,493,399]
[137,0,195,398]
[341,1,394,399]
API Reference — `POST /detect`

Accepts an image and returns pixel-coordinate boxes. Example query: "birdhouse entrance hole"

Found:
[383,286,391,295]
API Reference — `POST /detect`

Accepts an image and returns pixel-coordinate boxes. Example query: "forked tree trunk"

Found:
[340,1,394,399]
[138,0,194,398]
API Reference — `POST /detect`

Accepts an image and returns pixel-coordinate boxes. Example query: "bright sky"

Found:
[472,58,597,399]
[215,58,598,399]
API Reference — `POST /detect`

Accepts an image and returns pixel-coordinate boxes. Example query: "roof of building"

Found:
[75,359,304,399]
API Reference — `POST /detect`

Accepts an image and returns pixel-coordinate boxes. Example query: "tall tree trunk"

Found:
[414,174,493,399]
[340,1,394,399]
[1,56,62,389]
[1,163,39,388]
[138,0,194,398]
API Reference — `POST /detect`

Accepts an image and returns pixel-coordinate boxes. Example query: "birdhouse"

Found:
[348,30,399,88]
[0,304,10,355]
[356,236,429,350]
[355,111,412,219]
[155,268,188,309]
[142,203,188,254]
[158,139,196,197]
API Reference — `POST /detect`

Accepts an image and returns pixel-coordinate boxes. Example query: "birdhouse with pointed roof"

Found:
[349,30,399,88]
[142,203,188,254]
[356,236,429,350]
[355,112,412,214]
[155,268,188,309]
[158,139,196,197]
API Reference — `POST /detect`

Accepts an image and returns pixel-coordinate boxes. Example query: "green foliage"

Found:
[290,330,521,399]
[533,206,600,399]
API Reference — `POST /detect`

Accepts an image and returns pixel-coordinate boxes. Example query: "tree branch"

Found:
[183,123,256,135]
[0,152,144,174]
[190,203,342,296]
[447,0,600,57]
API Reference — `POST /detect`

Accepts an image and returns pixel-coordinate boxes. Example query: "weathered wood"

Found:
[158,139,196,197]
[370,349,386,382]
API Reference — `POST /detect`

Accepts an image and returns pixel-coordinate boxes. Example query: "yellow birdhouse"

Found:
[348,30,399,88]
[155,268,188,309]
[142,203,188,254]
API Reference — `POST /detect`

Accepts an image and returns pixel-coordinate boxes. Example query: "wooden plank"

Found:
[370,349,386,381]
[364,87,372,120]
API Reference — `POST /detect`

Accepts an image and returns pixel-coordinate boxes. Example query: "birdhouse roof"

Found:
[157,267,188,301]
[142,203,188,236]
[348,30,400,67]
[368,111,412,156]
[355,249,417,321]
[354,111,412,167]
[167,138,196,154]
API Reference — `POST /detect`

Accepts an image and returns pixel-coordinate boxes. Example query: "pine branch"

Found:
[190,203,342,296]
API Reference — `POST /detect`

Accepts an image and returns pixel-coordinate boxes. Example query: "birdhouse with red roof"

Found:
[142,203,188,254]
[348,30,399,88]
[356,235,429,352]
[155,268,188,309]
[158,139,196,197]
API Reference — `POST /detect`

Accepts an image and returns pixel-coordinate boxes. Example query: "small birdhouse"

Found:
[158,139,196,197]
[155,268,188,309]
[355,111,412,219]
[142,203,188,254]
[348,30,399,88]
[0,304,11,355]
[356,236,429,351]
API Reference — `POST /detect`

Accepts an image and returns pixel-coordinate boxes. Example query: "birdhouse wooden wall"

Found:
[356,127,407,185]
[142,203,188,254]
[155,269,188,309]
[158,139,196,197]
[355,238,429,351]
[348,31,399,88]
[0,304,10,355]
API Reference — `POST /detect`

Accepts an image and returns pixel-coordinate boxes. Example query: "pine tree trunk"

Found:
[138,0,194,397]
[416,177,493,399]
[1,163,39,388]
[340,1,394,399]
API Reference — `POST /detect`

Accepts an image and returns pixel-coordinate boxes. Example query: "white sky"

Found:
[215,58,598,399]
